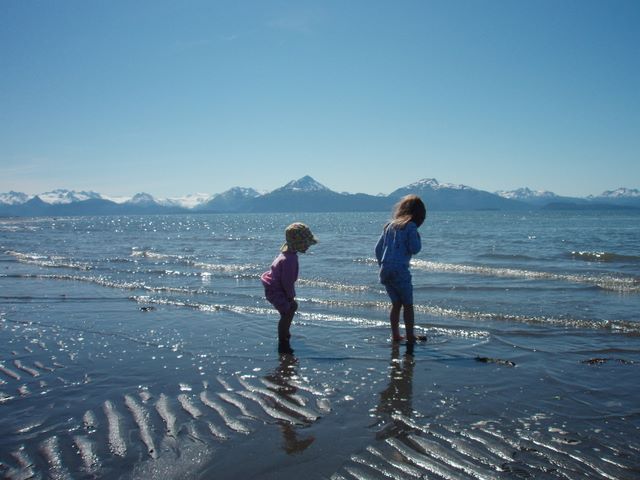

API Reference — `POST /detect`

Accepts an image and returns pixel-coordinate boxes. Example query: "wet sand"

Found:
[1,283,639,480]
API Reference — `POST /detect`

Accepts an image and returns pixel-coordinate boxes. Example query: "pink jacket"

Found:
[260,252,299,300]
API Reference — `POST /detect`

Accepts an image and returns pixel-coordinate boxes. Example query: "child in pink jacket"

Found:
[261,223,317,354]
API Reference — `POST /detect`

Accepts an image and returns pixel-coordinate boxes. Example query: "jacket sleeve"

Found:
[375,230,385,265]
[407,222,422,255]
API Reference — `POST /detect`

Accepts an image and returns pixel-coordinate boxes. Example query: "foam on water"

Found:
[411,259,640,293]
[5,250,92,271]
[570,250,640,263]
[298,278,369,292]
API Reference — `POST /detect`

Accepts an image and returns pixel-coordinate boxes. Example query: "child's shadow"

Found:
[264,354,316,454]
[374,344,416,439]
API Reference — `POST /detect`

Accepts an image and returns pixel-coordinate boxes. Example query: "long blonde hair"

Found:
[390,194,426,228]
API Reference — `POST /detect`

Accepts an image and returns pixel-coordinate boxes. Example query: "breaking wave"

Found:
[569,251,640,263]
[298,278,369,292]
[356,256,639,293]
[410,259,639,293]
[4,247,639,334]
[132,248,260,274]
[5,250,92,271]
[2,273,197,295]
[301,296,640,335]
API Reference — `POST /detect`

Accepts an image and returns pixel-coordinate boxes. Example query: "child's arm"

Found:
[374,229,385,265]
[407,222,421,255]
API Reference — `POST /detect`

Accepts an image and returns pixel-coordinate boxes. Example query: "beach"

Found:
[1,211,639,479]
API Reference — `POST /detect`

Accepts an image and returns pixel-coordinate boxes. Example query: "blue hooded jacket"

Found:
[375,221,421,267]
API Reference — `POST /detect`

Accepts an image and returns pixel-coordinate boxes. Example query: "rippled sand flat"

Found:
[1,292,639,479]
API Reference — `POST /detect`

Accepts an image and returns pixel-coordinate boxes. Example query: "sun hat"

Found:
[281,223,318,253]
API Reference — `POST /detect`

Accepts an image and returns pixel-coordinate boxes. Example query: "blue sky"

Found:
[1,0,638,198]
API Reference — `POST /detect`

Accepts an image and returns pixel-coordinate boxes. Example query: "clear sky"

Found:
[1,0,638,198]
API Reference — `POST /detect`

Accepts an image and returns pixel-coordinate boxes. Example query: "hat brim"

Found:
[281,236,317,253]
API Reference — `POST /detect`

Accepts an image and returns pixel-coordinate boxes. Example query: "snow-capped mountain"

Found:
[1,176,638,216]
[126,193,158,206]
[100,195,132,204]
[405,178,473,191]
[251,176,389,212]
[595,187,640,199]
[390,178,524,210]
[496,187,558,201]
[220,187,261,199]
[198,187,261,212]
[38,189,103,204]
[160,193,214,209]
[582,187,640,208]
[0,191,31,205]
[277,175,330,192]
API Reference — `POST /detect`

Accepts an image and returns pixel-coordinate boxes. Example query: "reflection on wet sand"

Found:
[265,354,316,455]
[375,344,415,440]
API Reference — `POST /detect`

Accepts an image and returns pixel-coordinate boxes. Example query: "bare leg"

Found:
[390,302,402,341]
[403,304,415,342]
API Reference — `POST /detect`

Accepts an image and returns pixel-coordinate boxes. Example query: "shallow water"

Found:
[1,211,639,479]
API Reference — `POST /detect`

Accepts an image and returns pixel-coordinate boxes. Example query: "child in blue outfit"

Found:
[375,195,426,343]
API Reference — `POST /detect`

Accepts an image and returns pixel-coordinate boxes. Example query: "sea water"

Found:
[0,211,639,479]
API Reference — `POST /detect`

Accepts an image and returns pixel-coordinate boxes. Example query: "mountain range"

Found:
[1,176,638,217]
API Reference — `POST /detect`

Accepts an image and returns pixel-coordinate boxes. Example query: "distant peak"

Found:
[496,187,557,199]
[214,186,261,201]
[597,187,640,198]
[159,192,215,208]
[409,178,439,188]
[404,178,471,191]
[128,193,157,205]
[0,191,31,205]
[224,186,260,196]
[281,175,329,192]
[38,189,102,204]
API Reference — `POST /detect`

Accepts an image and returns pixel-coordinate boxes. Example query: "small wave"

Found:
[0,222,40,232]
[353,257,378,265]
[129,296,488,339]
[8,273,197,295]
[130,295,273,316]
[411,259,640,293]
[131,249,196,263]
[569,251,640,263]
[5,250,92,271]
[415,304,640,335]
[131,250,170,260]
[477,253,538,262]
[302,296,640,335]
[131,249,259,275]
[298,278,369,292]
[192,261,260,274]
[131,294,382,326]
[301,297,386,310]
[572,347,640,355]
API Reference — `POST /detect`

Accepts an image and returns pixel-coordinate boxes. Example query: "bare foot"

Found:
[406,335,427,343]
